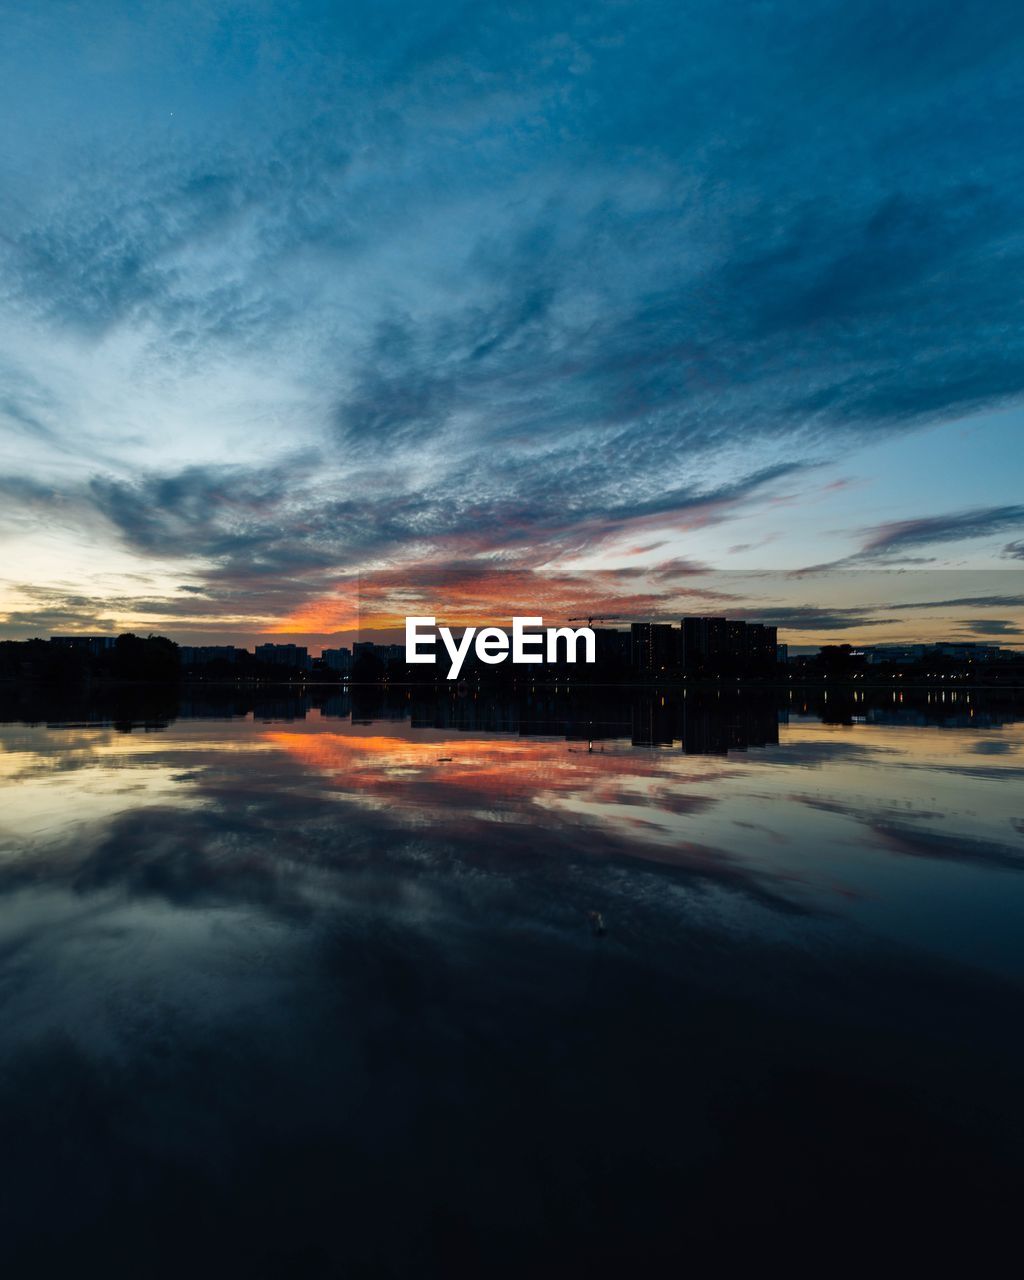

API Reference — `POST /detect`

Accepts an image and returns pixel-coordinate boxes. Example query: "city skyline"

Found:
[39,610,1022,664]
[2,4,1024,650]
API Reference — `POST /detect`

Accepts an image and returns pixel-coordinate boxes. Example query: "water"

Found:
[1,686,1022,1273]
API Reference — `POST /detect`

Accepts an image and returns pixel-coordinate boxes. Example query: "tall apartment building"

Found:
[682,617,777,672]
[321,647,353,674]
[630,622,677,673]
[255,643,310,671]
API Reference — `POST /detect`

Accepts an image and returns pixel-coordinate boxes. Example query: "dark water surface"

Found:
[1,686,1023,1274]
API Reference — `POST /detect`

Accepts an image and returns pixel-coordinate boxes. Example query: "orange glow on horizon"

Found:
[165,565,1022,652]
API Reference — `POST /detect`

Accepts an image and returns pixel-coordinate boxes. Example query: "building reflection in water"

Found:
[1,682,1023,1272]
[2,683,1021,747]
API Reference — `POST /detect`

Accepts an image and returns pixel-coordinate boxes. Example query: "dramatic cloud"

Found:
[858,506,1024,558]
[1,2,1024,640]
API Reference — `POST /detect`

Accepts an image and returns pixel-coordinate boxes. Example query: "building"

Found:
[179,645,240,666]
[864,642,1004,666]
[353,642,406,664]
[630,622,677,673]
[745,623,778,668]
[593,628,631,669]
[682,616,729,668]
[321,646,353,674]
[706,617,727,663]
[933,642,1001,662]
[50,635,117,656]
[864,644,926,666]
[726,619,748,663]
[681,616,709,669]
[255,642,310,671]
[681,616,777,673]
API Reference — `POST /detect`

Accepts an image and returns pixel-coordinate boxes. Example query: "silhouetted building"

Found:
[682,616,728,670]
[727,620,748,663]
[863,641,1005,666]
[681,616,709,670]
[593,628,631,671]
[863,644,924,666]
[934,643,1000,661]
[255,643,310,671]
[706,617,727,663]
[631,623,676,673]
[353,642,406,664]
[321,647,353,674]
[180,645,240,666]
[50,636,116,656]
[746,623,777,668]
[681,616,776,674]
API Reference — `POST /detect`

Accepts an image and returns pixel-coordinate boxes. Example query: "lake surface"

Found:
[1,686,1023,1273]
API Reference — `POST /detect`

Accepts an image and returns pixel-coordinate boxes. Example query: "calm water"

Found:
[1,687,1023,1273]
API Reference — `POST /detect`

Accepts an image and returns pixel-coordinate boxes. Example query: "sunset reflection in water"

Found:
[1,690,1022,1272]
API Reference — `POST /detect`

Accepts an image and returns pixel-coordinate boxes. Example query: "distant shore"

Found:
[2,675,1022,693]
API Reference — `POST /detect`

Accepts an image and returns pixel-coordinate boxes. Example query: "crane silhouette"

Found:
[567,614,625,627]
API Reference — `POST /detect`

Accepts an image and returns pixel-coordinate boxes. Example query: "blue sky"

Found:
[1,1,1023,647]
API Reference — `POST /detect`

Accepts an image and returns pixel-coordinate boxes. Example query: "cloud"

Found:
[650,558,711,582]
[87,459,324,561]
[858,506,1024,557]
[0,475,78,510]
[895,594,1024,611]
[1,451,786,637]
[73,455,801,581]
[957,618,1022,637]
[1,0,1024,635]
[800,506,1024,570]
[730,605,890,633]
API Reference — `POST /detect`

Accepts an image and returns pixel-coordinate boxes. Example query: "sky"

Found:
[1,0,1023,652]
